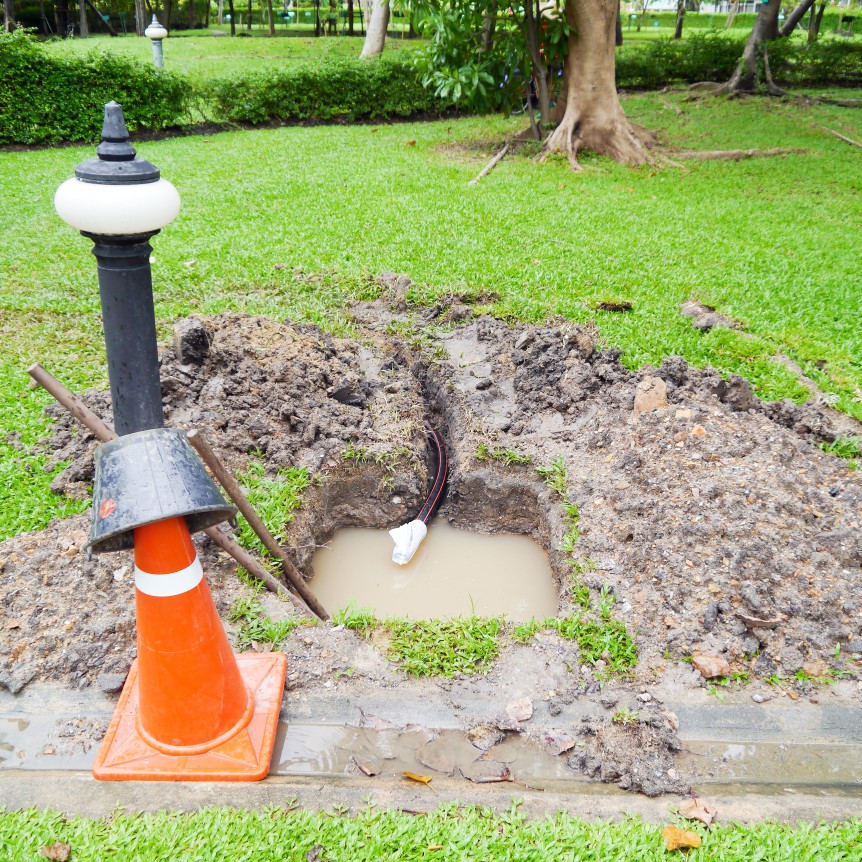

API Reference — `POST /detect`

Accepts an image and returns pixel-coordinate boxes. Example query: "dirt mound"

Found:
[2,300,861,796]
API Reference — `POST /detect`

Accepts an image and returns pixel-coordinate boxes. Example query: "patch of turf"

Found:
[0,804,859,861]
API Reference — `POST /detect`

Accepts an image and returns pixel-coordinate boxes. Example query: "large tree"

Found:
[361,0,390,57]
[416,0,653,166]
[545,0,652,166]
[719,0,782,94]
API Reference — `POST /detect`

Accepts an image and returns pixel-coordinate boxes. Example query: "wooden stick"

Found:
[468,142,510,186]
[26,363,312,616]
[815,124,862,150]
[675,147,806,161]
[188,429,329,620]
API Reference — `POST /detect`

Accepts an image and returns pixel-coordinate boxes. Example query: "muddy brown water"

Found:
[310,520,558,622]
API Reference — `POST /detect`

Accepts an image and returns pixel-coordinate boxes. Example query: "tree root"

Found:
[468,142,511,186]
[674,147,807,161]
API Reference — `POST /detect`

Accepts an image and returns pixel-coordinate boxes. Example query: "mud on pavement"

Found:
[2,282,861,796]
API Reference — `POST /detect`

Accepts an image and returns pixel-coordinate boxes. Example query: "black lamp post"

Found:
[54,101,180,437]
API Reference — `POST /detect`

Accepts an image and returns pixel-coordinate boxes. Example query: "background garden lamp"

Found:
[144,15,168,68]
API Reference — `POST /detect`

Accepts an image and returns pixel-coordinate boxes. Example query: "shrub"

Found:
[0,29,192,145]
[615,32,862,90]
[205,55,446,125]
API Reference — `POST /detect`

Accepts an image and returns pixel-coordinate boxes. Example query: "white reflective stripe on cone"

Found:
[134,557,204,597]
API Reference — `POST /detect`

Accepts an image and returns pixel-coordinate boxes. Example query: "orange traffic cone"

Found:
[93,516,287,781]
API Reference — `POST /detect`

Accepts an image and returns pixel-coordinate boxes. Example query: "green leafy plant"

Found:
[228,596,300,652]
[536,457,568,497]
[819,437,861,471]
[475,443,532,465]
[611,708,641,726]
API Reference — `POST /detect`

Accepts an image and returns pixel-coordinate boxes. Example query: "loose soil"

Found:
[2,280,861,797]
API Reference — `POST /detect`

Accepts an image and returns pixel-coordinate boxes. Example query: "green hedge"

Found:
[616,32,862,89]
[635,10,850,32]
[204,55,445,124]
[0,29,192,145]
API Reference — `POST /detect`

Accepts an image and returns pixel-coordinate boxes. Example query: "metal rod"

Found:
[26,362,312,616]
[188,429,329,621]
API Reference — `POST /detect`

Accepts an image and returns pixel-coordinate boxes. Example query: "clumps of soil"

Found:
[567,713,685,797]
[2,293,862,797]
[44,312,429,513]
[680,300,740,332]
[426,314,862,679]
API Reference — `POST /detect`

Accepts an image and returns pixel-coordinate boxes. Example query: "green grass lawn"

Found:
[43,31,424,82]
[1,93,861,540]
[0,805,860,861]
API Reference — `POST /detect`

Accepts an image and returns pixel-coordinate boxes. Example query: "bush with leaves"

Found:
[0,29,192,145]
[205,55,444,124]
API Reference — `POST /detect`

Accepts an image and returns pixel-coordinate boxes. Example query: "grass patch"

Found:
[475,443,532,465]
[333,607,501,677]
[234,459,309,578]
[227,594,304,651]
[3,94,862,538]
[820,437,861,471]
[1,804,859,861]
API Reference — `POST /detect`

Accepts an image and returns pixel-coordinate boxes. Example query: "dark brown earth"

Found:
[1,282,860,796]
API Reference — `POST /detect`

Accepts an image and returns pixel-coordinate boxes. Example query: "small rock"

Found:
[467,725,504,752]
[475,378,493,391]
[447,304,472,322]
[504,696,533,723]
[172,318,212,365]
[691,653,731,679]
[637,693,652,704]
[751,693,765,704]
[632,377,669,419]
[514,331,533,350]
[600,694,619,710]
[846,640,862,655]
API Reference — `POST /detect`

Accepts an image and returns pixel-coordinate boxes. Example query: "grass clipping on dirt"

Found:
[1,804,860,861]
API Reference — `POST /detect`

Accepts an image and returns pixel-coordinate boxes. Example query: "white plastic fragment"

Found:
[389,519,428,566]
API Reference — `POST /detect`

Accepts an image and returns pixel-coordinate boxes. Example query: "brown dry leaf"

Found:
[504,696,533,723]
[306,845,327,862]
[427,844,444,851]
[405,139,417,146]
[402,771,433,784]
[679,796,717,827]
[39,843,71,862]
[662,825,702,851]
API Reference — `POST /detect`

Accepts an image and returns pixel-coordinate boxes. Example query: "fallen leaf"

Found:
[371,128,379,133]
[402,771,432,784]
[405,139,417,146]
[786,690,799,700]
[542,729,577,756]
[679,796,717,827]
[183,259,196,268]
[662,825,701,851]
[505,696,533,723]
[427,844,444,851]
[39,843,71,862]
[306,845,327,862]
[662,710,679,733]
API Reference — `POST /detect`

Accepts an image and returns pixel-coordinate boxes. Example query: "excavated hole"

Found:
[309,519,557,622]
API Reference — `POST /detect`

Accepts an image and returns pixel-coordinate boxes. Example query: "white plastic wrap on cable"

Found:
[389,519,428,566]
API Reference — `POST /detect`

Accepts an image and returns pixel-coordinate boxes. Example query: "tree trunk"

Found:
[217,0,223,25]
[523,0,550,135]
[227,0,235,34]
[164,0,172,33]
[55,0,70,34]
[808,1,825,43]
[266,0,274,33]
[482,8,497,51]
[134,0,146,35]
[674,0,685,38]
[347,0,353,34]
[722,0,781,93]
[545,0,653,167]
[78,0,88,36]
[615,3,623,45]
[188,0,194,28]
[724,0,738,29]
[360,0,388,56]
[3,0,16,30]
[779,0,815,36]
[247,0,252,29]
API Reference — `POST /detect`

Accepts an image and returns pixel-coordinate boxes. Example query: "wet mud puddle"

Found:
[310,519,558,621]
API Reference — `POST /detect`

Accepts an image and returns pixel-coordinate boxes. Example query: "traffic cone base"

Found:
[93,652,287,782]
